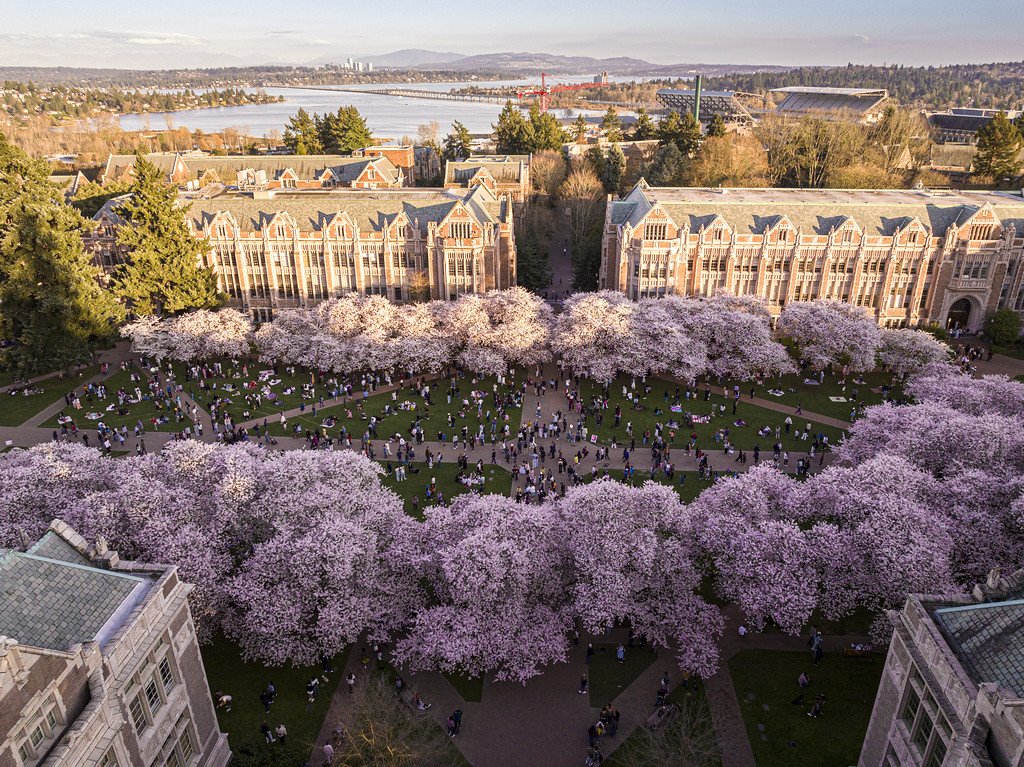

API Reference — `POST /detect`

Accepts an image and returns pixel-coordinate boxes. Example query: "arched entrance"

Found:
[946,297,973,330]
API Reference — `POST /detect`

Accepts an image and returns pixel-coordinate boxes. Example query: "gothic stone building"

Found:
[89,185,516,320]
[600,183,1024,331]
[102,152,406,191]
[859,570,1024,767]
[0,520,230,767]
[443,156,531,204]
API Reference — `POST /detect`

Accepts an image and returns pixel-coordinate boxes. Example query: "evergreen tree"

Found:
[0,135,123,374]
[658,111,703,155]
[317,106,373,154]
[110,156,221,316]
[571,113,589,143]
[603,144,627,194]
[646,142,689,186]
[985,308,1022,346]
[527,102,564,152]
[283,108,323,155]
[601,107,624,142]
[515,231,553,293]
[585,146,607,180]
[974,112,1023,182]
[632,107,657,140]
[442,121,473,161]
[706,114,727,137]
[494,101,532,155]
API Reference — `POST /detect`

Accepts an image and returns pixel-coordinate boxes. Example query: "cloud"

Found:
[853,35,872,44]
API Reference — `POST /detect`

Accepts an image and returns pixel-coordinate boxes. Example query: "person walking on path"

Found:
[322,742,335,764]
[585,643,594,665]
[579,674,589,695]
[452,708,463,734]
[346,672,356,694]
[260,721,275,744]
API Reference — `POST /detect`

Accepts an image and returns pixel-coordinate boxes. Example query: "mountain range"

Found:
[319,49,791,77]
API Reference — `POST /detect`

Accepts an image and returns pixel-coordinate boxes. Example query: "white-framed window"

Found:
[131,693,148,735]
[159,657,175,693]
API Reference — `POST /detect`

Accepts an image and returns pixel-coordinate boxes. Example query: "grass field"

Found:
[0,365,101,427]
[729,649,883,767]
[993,343,1024,360]
[587,642,658,706]
[379,461,514,517]
[172,359,321,423]
[202,636,349,753]
[576,468,713,503]
[574,375,846,452]
[716,370,901,422]
[443,672,485,703]
[42,368,190,433]
[263,371,523,446]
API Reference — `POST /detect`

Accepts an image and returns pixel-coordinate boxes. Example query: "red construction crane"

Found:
[516,71,609,113]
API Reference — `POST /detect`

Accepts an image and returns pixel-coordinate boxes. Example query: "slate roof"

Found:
[607,185,1024,237]
[0,549,149,652]
[179,185,506,234]
[934,599,1024,698]
[27,531,90,566]
[103,153,400,185]
[445,157,526,184]
[772,86,888,116]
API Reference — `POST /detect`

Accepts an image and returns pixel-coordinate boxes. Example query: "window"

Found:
[925,736,947,767]
[45,709,58,729]
[912,712,934,752]
[450,221,471,239]
[645,222,667,240]
[216,224,228,238]
[179,730,195,761]
[131,694,148,735]
[19,744,29,762]
[901,687,921,726]
[159,657,174,693]
[30,726,44,747]
[164,753,183,767]
[100,750,120,767]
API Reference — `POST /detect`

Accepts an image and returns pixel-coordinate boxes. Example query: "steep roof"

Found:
[607,185,1024,237]
[934,599,1024,699]
[179,186,505,234]
[0,548,150,652]
[446,157,526,184]
[103,153,399,184]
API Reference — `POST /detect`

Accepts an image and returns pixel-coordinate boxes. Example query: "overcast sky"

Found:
[1,0,1021,69]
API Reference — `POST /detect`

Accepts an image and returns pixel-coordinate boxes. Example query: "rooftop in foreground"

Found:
[934,598,1024,699]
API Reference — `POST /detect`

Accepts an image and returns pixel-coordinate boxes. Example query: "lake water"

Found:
[117,77,644,138]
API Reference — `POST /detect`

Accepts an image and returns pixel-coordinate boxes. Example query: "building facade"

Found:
[89,185,516,320]
[102,153,406,190]
[600,183,1024,332]
[859,570,1024,767]
[0,520,230,767]
[444,156,531,204]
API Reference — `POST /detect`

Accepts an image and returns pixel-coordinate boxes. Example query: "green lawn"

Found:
[0,365,101,427]
[172,359,320,423]
[575,376,846,452]
[993,343,1024,360]
[729,649,883,767]
[716,370,901,422]
[605,680,720,767]
[264,371,523,446]
[588,642,658,706]
[443,672,485,703]
[580,468,716,504]
[201,636,348,753]
[42,368,191,433]
[379,461,514,517]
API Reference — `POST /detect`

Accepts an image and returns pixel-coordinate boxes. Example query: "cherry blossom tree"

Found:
[551,291,635,380]
[906,363,1024,418]
[777,299,882,371]
[395,494,572,682]
[877,329,948,378]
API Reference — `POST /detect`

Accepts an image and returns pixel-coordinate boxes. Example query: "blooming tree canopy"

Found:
[777,299,882,372]
[877,329,949,378]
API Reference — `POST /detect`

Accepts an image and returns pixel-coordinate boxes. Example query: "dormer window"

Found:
[778,228,789,242]
[275,225,287,239]
[841,229,854,244]
[969,223,994,241]
[216,224,228,238]
[450,221,471,239]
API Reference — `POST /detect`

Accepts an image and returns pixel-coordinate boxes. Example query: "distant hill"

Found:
[410,51,790,77]
[364,49,467,67]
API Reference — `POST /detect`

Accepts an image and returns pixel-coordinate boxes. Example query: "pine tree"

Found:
[110,156,221,316]
[585,146,607,180]
[706,114,727,138]
[571,114,589,143]
[0,134,123,374]
[974,112,1023,182]
[646,142,689,186]
[284,108,323,155]
[528,103,566,152]
[603,144,626,194]
[318,106,373,154]
[658,111,703,155]
[601,107,623,142]
[442,120,473,161]
[494,101,532,155]
[632,107,657,141]
[515,231,553,293]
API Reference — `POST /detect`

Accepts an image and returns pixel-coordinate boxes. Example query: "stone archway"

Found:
[946,297,974,331]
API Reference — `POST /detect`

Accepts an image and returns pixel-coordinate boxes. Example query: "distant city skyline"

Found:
[1,0,1022,70]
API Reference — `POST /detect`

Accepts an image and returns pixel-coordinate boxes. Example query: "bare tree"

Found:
[530,149,568,197]
[416,121,441,148]
[609,692,721,767]
[327,675,461,767]
[558,166,605,255]
[688,134,770,188]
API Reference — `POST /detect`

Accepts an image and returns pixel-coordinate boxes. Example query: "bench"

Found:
[646,703,677,731]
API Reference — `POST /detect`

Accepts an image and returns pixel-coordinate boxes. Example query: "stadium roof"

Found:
[656,89,758,123]
[771,86,889,119]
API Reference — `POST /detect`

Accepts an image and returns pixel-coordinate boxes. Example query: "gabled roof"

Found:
[445,157,526,185]
[102,153,400,185]
[935,599,1024,699]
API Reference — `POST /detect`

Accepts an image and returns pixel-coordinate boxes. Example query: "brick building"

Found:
[600,182,1024,331]
[859,569,1024,766]
[0,520,229,767]
[444,156,531,204]
[89,185,516,320]
[102,152,406,190]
